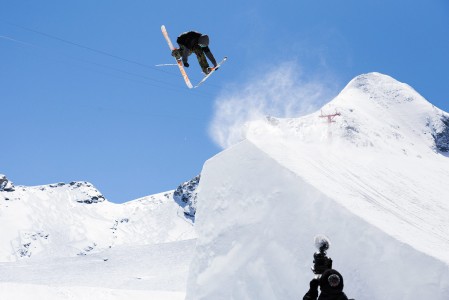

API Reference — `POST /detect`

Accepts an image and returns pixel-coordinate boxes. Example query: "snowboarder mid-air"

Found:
[303,269,351,300]
[171,31,218,75]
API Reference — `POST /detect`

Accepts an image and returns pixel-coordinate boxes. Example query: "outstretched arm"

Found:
[182,47,189,67]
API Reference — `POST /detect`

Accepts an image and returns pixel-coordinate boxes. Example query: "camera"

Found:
[311,235,333,276]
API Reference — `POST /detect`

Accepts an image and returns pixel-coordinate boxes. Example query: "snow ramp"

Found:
[187,73,449,299]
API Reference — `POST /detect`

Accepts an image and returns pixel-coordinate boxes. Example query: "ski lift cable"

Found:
[0,34,215,97]
[2,19,224,90]
[0,19,180,78]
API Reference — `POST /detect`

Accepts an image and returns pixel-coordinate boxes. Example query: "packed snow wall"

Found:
[186,140,449,300]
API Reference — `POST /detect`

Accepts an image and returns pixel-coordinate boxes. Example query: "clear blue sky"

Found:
[2,0,448,203]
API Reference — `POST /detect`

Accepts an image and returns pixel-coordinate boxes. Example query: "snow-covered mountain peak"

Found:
[241,73,449,264]
[1,180,106,204]
[250,72,449,156]
[328,72,449,154]
[45,181,106,204]
[0,176,197,262]
[340,72,421,106]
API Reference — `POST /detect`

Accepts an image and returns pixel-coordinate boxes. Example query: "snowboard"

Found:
[161,25,193,88]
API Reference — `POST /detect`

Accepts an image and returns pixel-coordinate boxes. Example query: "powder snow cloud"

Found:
[209,62,338,149]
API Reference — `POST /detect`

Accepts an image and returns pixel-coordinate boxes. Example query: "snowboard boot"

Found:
[202,66,210,75]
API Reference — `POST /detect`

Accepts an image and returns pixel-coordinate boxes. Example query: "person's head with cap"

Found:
[198,34,209,47]
[320,269,344,294]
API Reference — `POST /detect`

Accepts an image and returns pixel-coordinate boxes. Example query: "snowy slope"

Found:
[0,180,196,262]
[0,176,197,299]
[247,73,449,262]
[186,73,449,300]
[0,240,195,300]
[2,72,448,300]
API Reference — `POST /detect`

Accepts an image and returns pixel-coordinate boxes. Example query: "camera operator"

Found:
[303,269,349,300]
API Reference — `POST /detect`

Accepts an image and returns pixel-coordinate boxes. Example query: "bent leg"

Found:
[193,46,210,74]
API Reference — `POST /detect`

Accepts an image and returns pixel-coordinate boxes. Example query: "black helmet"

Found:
[198,34,209,47]
[320,269,344,293]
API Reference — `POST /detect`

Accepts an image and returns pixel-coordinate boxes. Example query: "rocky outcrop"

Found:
[0,174,14,192]
[433,115,449,152]
[174,175,200,218]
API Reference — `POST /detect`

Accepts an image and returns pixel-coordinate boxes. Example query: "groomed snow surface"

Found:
[0,241,194,300]
[2,73,449,299]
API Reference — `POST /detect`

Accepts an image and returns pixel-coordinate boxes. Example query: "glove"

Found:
[184,62,189,67]
[171,49,181,60]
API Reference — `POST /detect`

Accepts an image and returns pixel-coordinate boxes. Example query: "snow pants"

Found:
[172,46,209,74]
